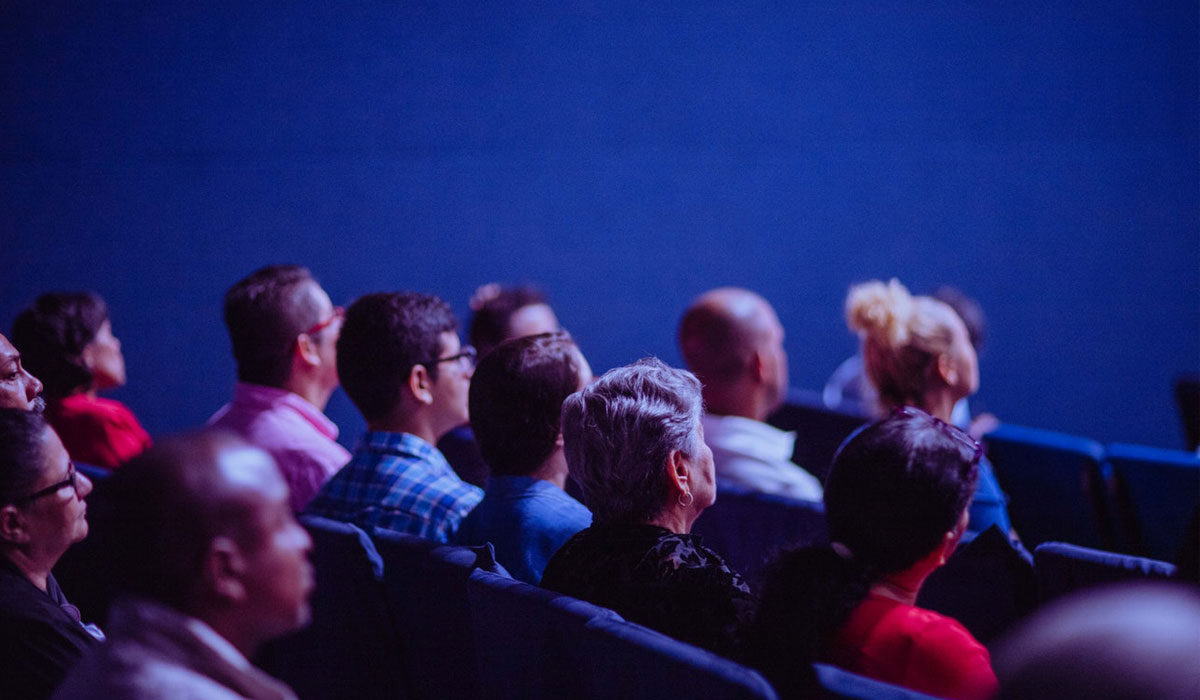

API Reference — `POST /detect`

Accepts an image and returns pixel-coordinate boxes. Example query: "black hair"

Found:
[744,407,980,696]
[0,409,50,506]
[469,332,583,477]
[223,265,324,388]
[11,292,109,397]
[468,284,549,358]
[337,292,457,423]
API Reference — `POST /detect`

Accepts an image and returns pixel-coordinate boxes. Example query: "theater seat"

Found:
[1107,442,1200,560]
[256,516,406,700]
[1033,541,1177,604]
[813,664,942,699]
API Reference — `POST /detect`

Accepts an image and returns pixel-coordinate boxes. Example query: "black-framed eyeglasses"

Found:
[14,463,80,504]
[893,405,984,463]
[421,345,477,369]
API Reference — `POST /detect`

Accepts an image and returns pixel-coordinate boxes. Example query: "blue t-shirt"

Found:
[967,456,1012,536]
[455,475,592,584]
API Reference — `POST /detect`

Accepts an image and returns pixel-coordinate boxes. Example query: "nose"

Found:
[25,370,43,401]
[76,471,94,499]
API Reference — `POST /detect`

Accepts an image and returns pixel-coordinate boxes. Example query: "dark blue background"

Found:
[3,2,1196,449]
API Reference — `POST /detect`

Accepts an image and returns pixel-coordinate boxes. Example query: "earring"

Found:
[678,491,694,508]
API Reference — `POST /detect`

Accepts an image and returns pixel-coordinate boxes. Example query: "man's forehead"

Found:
[0,334,16,360]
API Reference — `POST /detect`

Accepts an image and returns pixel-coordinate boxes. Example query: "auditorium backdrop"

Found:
[3,2,1196,450]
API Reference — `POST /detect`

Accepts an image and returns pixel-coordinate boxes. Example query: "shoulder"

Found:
[644,532,752,592]
[887,606,997,698]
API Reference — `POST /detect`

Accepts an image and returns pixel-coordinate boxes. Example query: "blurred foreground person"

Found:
[541,358,755,657]
[0,410,101,700]
[54,432,312,700]
[746,407,996,699]
[12,292,150,468]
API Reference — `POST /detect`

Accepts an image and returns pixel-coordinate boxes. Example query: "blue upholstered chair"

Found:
[579,616,779,700]
[466,569,619,699]
[691,481,827,585]
[981,423,1112,549]
[1106,442,1200,561]
[1033,541,1178,603]
[766,388,868,484]
[255,516,406,700]
[813,664,942,699]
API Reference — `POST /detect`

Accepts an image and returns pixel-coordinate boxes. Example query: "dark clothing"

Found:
[540,522,756,657]
[0,556,102,700]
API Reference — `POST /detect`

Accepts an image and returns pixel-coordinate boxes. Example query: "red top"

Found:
[47,394,152,469]
[828,593,998,700]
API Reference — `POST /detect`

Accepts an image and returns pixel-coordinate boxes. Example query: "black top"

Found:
[540,522,756,657]
[0,554,101,700]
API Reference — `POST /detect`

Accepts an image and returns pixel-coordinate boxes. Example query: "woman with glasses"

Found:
[0,409,103,700]
[745,408,997,699]
[11,292,150,470]
[843,278,1011,537]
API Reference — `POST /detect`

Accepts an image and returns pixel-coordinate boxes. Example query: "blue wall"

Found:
[3,2,1196,449]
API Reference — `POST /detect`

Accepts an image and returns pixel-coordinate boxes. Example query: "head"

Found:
[560,358,712,527]
[468,283,560,358]
[11,292,124,398]
[223,265,341,399]
[678,287,788,418]
[469,332,592,478]
[0,334,45,412]
[104,432,313,654]
[337,292,470,438]
[0,410,92,569]
[846,279,979,411]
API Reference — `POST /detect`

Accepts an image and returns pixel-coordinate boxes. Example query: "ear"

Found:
[554,431,565,449]
[936,352,958,387]
[665,449,690,497]
[937,509,971,565]
[407,364,434,406]
[0,505,29,545]
[79,342,97,372]
[294,333,321,369]
[203,536,249,603]
[749,349,768,384]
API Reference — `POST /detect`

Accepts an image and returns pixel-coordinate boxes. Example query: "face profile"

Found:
[19,425,93,555]
[0,334,45,412]
[83,319,126,391]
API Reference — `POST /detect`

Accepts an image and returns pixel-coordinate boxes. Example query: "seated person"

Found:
[745,407,997,700]
[306,292,482,542]
[540,358,756,658]
[54,431,311,700]
[679,287,821,500]
[844,279,1011,536]
[440,283,562,487]
[0,332,46,412]
[12,292,150,468]
[209,265,350,511]
[455,332,593,584]
[0,409,102,700]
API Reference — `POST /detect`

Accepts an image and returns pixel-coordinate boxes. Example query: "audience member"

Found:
[440,283,562,487]
[540,358,756,657]
[745,407,996,699]
[994,583,1200,699]
[208,265,350,511]
[54,431,311,700]
[455,332,593,584]
[305,292,483,542]
[844,278,1012,536]
[12,292,150,468]
[0,409,102,700]
[0,332,46,412]
[679,287,822,500]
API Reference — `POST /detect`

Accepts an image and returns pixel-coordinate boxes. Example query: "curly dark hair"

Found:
[11,292,110,397]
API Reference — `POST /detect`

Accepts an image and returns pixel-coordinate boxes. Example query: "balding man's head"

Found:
[678,288,788,418]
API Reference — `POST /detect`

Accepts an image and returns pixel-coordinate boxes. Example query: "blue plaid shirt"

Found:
[305,431,483,542]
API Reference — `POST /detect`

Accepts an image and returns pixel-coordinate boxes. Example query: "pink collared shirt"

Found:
[208,383,351,511]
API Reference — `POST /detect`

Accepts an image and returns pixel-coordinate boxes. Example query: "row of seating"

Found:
[767,389,1200,560]
[258,515,940,700]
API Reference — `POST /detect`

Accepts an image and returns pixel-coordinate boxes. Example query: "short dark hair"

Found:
[223,265,324,388]
[337,292,457,423]
[468,284,549,358]
[469,332,583,477]
[0,409,50,505]
[11,292,109,397]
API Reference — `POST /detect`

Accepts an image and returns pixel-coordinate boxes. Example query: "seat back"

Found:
[813,664,942,699]
[579,615,779,700]
[1033,541,1177,603]
[255,515,406,700]
[982,423,1111,549]
[1175,372,1200,451]
[692,482,827,585]
[466,569,618,699]
[1106,442,1200,560]
[767,388,867,483]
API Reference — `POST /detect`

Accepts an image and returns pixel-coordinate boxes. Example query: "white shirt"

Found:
[701,413,823,502]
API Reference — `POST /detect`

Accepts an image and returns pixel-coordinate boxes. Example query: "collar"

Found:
[231,382,339,440]
[358,430,452,474]
[110,597,253,671]
[701,413,796,461]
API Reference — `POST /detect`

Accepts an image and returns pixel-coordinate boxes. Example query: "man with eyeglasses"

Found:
[305,292,483,543]
[208,265,351,511]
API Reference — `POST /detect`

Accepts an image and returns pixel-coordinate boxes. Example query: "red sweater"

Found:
[47,394,151,469]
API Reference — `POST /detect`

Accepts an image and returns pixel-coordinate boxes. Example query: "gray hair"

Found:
[561,357,704,524]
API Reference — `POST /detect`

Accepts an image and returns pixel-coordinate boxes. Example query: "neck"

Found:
[368,411,439,446]
[198,609,262,660]
[646,504,694,535]
[702,382,769,422]
[921,389,959,424]
[870,568,930,606]
[528,449,569,490]
[1,548,51,592]
[282,375,332,412]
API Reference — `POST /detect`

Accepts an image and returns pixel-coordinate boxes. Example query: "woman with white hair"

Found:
[540,358,755,657]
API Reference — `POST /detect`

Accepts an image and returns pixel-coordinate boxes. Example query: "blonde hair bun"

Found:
[846,278,914,347]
